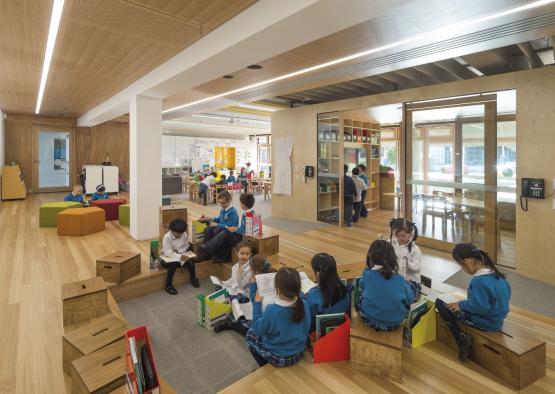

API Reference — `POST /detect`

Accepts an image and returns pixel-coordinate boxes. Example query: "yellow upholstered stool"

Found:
[58,207,105,236]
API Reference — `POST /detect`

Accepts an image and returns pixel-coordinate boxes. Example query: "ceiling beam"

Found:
[397,68,443,85]
[364,76,398,92]
[517,42,544,68]
[415,63,460,82]
[435,59,477,80]
[345,79,380,94]
[378,72,421,89]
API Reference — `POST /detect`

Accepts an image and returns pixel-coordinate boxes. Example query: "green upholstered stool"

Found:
[39,201,82,227]
[119,204,130,226]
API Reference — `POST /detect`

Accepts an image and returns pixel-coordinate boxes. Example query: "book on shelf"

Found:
[315,313,347,340]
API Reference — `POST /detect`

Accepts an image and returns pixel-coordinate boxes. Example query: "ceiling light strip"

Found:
[35,0,65,114]
[162,0,555,114]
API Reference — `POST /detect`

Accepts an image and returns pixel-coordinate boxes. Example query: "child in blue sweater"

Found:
[435,243,511,361]
[306,253,350,331]
[90,184,109,201]
[202,191,239,245]
[64,185,85,204]
[247,267,311,367]
[200,193,255,262]
[356,240,415,331]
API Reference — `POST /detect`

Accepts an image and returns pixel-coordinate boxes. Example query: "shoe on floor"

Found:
[165,286,178,295]
[191,278,200,288]
[458,332,473,362]
[214,319,233,333]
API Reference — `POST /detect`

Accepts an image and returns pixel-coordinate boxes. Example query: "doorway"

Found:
[32,126,74,192]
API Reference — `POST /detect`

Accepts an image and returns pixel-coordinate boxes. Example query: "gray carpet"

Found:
[444,268,555,319]
[119,280,258,394]
[263,217,331,234]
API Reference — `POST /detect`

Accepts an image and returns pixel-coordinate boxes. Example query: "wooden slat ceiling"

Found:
[0,0,257,116]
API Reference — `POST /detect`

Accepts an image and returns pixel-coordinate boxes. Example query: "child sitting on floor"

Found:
[356,240,415,331]
[435,243,511,362]
[306,253,350,331]
[160,218,199,295]
[389,218,422,298]
[214,254,272,335]
[200,193,255,262]
[247,267,311,367]
[218,240,257,301]
[64,185,85,204]
[90,184,109,201]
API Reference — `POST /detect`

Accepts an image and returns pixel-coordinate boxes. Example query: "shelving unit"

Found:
[317,113,341,224]
[2,165,27,200]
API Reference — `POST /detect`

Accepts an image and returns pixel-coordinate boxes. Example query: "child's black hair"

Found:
[239,193,255,209]
[229,170,234,175]
[389,218,418,252]
[352,167,360,176]
[366,240,399,280]
[169,218,187,233]
[343,164,349,174]
[310,253,347,308]
[358,164,366,171]
[452,243,505,279]
[275,267,305,323]
[236,239,257,255]
[210,172,217,177]
[250,255,271,275]
[220,174,227,180]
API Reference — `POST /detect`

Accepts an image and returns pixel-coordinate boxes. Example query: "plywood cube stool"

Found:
[39,201,82,227]
[118,204,129,226]
[96,251,141,283]
[63,315,129,374]
[159,205,187,243]
[71,339,126,394]
[58,207,105,236]
[62,276,110,327]
[436,312,546,389]
[350,316,403,382]
[90,198,127,221]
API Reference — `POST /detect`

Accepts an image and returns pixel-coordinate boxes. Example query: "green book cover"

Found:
[315,313,346,340]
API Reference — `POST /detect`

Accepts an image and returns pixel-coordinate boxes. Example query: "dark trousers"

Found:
[360,189,368,217]
[241,180,248,193]
[249,348,268,367]
[202,229,242,261]
[353,201,362,223]
[204,226,225,242]
[344,195,354,226]
[199,183,208,205]
[161,260,196,288]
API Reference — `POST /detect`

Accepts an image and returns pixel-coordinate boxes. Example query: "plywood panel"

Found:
[76,121,130,180]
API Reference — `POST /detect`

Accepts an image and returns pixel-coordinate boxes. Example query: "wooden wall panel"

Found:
[4,114,76,192]
[272,66,555,286]
[76,121,130,180]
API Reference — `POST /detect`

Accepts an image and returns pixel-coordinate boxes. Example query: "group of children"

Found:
[64,184,111,205]
[195,217,511,368]
[159,190,257,295]
[343,164,370,227]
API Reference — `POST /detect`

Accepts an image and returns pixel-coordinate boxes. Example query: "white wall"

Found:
[0,110,4,199]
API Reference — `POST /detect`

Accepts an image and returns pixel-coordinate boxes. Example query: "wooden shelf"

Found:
[2,165,27,200]
[318,206,339,212]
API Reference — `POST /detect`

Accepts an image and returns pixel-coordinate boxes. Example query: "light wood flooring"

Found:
[0,193,553,393]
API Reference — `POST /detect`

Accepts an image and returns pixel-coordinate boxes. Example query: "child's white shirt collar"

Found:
[275,297,296,307]
[371,265,383,271]
[474,268,494,277]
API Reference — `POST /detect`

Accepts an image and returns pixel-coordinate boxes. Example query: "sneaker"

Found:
[191,278,200,288]
[165,286,178,295]
[458,332,473,362]
[214,319,233,333]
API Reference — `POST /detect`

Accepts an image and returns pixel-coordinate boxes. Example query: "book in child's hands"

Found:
[315,313,346,340]
[299,272,316,293]
[191,220,208,242]
[255,272,277,311]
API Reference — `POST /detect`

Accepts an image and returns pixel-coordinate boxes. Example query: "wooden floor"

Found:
[0,193,553,393]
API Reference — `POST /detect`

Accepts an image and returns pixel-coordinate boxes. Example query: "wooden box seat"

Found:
[159,205,187,244]
[436,312,546,389]
[90,199,127,221]
[62,277,110,327]
[63,314,129,374]
[96,251,141,284]
[58,207,105,236]
[231,234,280,262]
[39,201,82,227]
[350,315,403,382]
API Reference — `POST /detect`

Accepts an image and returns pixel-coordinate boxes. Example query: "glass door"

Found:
[33,128,74,192]
[406,95,499,260]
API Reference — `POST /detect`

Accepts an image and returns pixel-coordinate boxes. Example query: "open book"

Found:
[255,272,316,311]
[160,250,196,266]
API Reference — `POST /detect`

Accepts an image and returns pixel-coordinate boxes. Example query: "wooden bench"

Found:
[436,312,546,389]
[350,315,403,382]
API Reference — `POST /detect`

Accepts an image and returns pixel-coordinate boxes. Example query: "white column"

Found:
[129,95,162,240]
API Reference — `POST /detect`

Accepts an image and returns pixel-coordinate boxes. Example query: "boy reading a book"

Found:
[160,218,199,294]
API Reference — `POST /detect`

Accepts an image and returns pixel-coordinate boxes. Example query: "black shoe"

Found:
[458,332,473,362]
[191,278,200,288]
[214,319,233,333]
[165,286,178,295]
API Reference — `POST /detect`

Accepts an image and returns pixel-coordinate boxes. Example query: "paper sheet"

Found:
[231,299,253,321]
[273,138,293,195]
[299,272,316,293]
[255,272,277,311]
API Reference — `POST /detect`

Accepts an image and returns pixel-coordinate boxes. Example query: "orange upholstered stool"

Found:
[57,207,105,236]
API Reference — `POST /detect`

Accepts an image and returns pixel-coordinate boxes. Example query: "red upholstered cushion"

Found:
[90,199,127,221]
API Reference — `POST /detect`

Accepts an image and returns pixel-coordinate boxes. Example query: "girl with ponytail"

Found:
[355,240,415,331]
[306,253,350,330]
[246,268,311,367]
[389,218,422,285]
[435,243,511,362]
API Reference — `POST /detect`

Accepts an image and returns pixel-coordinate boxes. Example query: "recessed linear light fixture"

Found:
[35,0,65,114]
[191,113,270,125]
[238,103,279,112]
[162,0,555,115]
